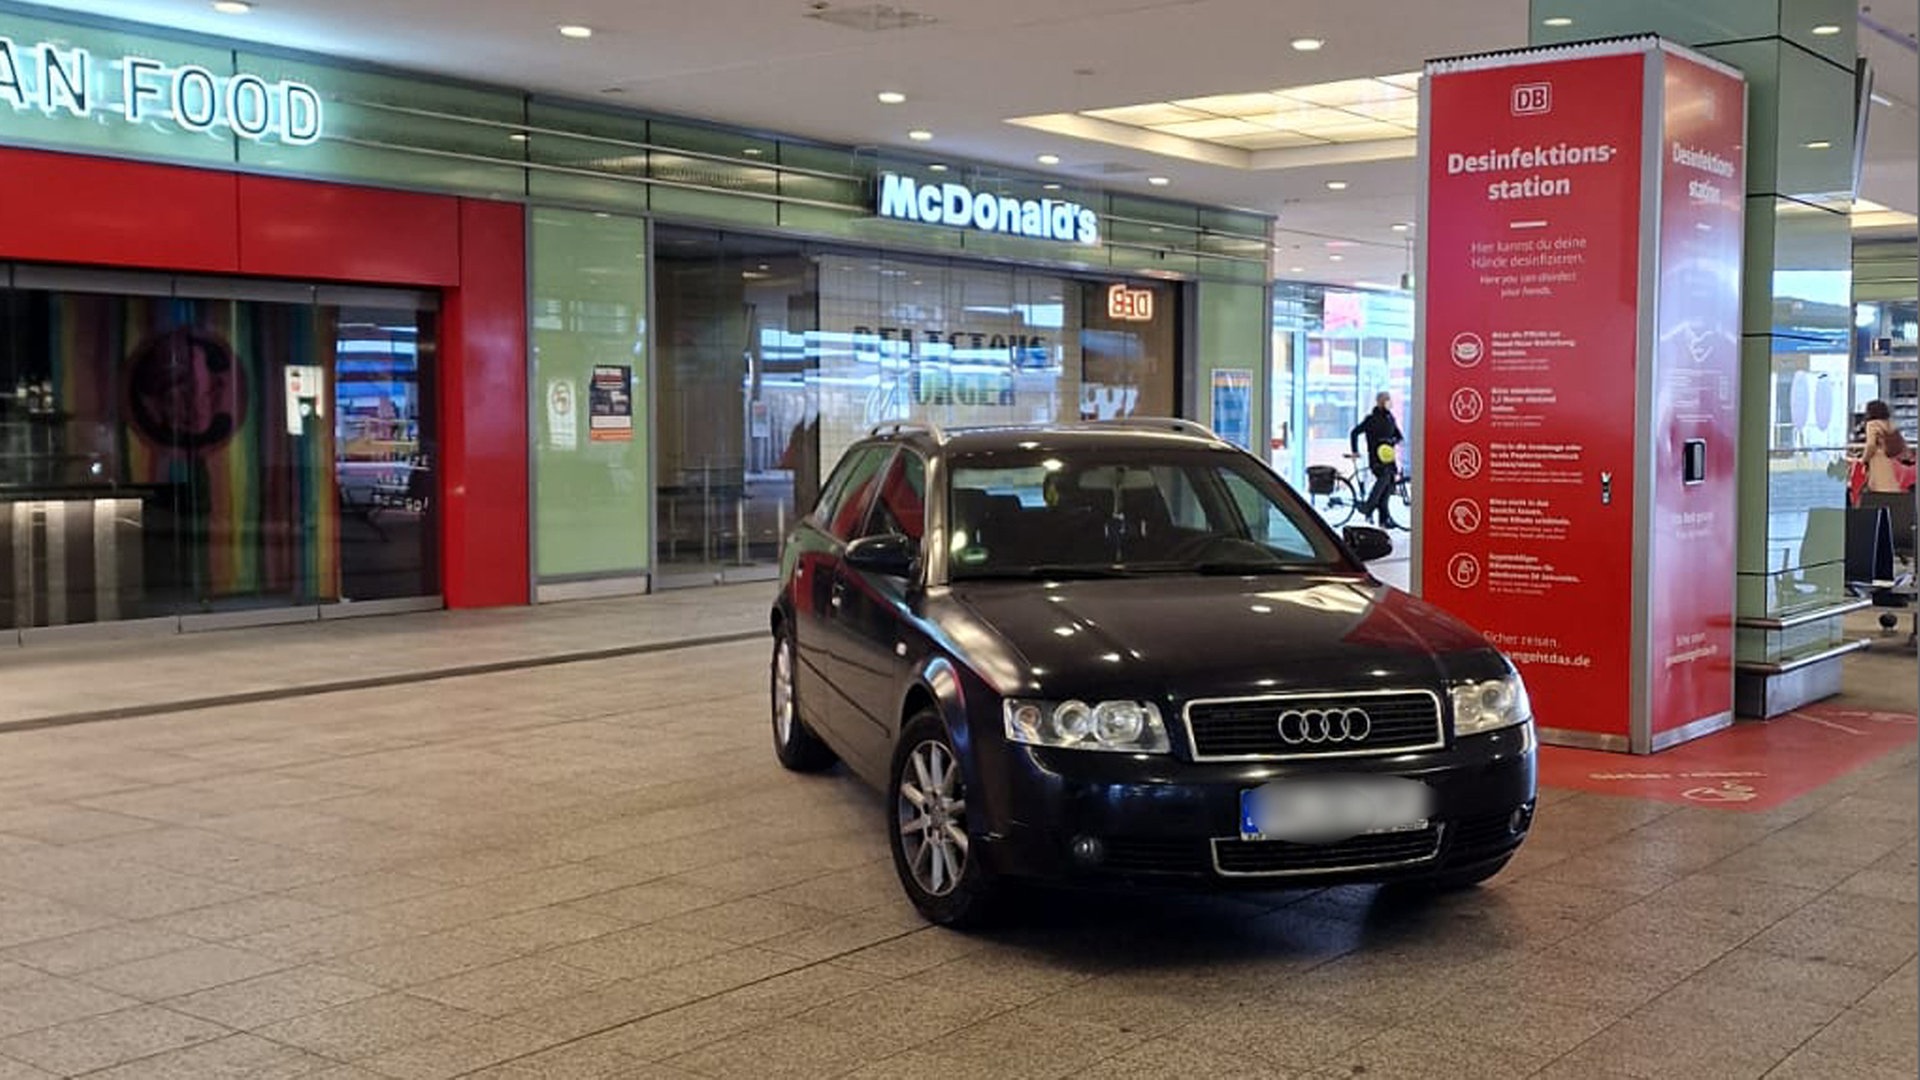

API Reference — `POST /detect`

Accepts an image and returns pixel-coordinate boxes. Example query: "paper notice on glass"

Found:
[589,365,634,443]
[285,365,324,436]
[547,378,579,450]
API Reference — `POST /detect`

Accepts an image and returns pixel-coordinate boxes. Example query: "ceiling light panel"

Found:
[1083,103,1212,126]
[1149,117,1276,139]
[1170,91,1296,116]
[1212,130,1328,149]
[1279,77,1413,108]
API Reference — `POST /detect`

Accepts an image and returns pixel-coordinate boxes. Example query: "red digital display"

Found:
[1106,283,1155,322]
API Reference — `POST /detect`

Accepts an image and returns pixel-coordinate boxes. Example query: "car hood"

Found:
[944,573,1500,702]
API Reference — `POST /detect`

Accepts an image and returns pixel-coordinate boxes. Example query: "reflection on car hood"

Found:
[947,574,1497,702]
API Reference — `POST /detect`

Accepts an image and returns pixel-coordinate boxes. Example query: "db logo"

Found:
[1511,82,1552,116]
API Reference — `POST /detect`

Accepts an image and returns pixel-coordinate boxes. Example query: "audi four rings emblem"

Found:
[1277,707,1372,745]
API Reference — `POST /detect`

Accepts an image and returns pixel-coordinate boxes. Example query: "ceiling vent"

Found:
[805,3,937,31]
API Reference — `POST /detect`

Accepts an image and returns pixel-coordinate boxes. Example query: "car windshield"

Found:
[947,445,1347,580]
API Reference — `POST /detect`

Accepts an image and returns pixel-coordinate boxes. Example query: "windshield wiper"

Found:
[960,564,1139,581]
[1189,560,1322,576]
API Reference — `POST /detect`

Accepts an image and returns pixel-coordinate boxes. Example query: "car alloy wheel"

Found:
[773,637,796,745]
[898,738,969,896]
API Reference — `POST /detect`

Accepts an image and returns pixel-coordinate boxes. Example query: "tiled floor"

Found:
[0,624,1910,1078]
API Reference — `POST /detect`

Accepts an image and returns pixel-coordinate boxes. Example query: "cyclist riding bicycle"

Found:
[1349,391,1405,530]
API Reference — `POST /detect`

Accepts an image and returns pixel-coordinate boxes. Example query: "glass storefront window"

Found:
[0,271,439,631]
[1272,283,1416,491]
[653,225,1181,587]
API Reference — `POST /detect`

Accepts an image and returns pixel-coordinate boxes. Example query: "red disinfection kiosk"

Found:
[1413,37,1747,754]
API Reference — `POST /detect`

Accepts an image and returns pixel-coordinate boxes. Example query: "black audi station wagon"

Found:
[769,420,1536,926]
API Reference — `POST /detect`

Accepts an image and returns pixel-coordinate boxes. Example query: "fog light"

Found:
[1070,835,1105,865]
[1508,804,1534,834]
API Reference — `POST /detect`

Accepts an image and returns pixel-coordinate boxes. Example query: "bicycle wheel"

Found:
[1397,472,1413,511]
[1311,475,1361,528]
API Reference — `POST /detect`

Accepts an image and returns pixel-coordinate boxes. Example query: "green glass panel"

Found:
[1196,281,1268,447]
[778,203,862,239]
[779,142,857,177]
[1745,196,1852,341]
[235,53,524,195]
[1529,0,1780,47]
[531,208,650,579]
[650,187,778,229]
[780,172,863,206]
[1736,615,1845,663]
[528,99,647,143]
[1199,208,1269,240]
[0,12,236,165]
[1779,0,1858,71]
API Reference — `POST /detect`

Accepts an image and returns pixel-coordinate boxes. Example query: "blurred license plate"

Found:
[1239,777,1432,843]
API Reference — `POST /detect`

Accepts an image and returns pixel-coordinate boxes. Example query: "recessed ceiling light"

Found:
[1326,180,1349,191]
[1290,38,1324,51]
[1147,176,1171,186]
[928,163,949,172]
[508,133,530,142]
[877,91,907,104]
[1043,182,1062,190]
[1329,254,1345,261]
[1810,23,1841,35]
[1391,222,1411,232]
[742,147,763,156]
[1289,266,1305,273]
[1541,16,1573,27]
[557,24,593,39]
[212,0,251,12]
[908,129,934,141]
[1037,153,1060,165]
[1804,140,1832,149]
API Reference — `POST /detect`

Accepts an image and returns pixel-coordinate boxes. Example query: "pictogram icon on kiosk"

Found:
[1448,442,1483,480]
[1450,332,1485,369]
[1449,388,1486,425]
[1447,499,1483,535]
[1447,553,1482,590]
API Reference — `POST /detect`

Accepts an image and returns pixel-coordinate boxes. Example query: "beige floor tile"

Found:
[408,955,614,1017]
[0,1004,229,1076]
[3,924,205,977]
[0,976,142,1038]
[499,977,710,1042]
[668,1017,905,1078]
[0,890,121,949]
[254,992,481,1061]
[651,896,839,946]
[233,913,425,965]
[451,907,629,956]
[0,1057,55,1080]
[359,1020,562,1080]
[564,878,735,925]
[331,932,519,988]
[1748,908,1920,977]
[79,942,288,1001]
[82,1031,334,1079]
[844,1047,1046,1080]
[168,964,386,1029]
[548,925,736,979]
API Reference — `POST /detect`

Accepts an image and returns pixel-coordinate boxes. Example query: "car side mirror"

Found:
[1343,524,1394,563]
[845,533,919,579]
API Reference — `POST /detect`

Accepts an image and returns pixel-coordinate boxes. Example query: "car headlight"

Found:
[1450,673,1532,737]
[1003,699,1171,754]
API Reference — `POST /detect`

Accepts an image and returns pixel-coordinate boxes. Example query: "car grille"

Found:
[1211,825,1443,877]
[1183,691,1444,760]
[1099,837,1210,875]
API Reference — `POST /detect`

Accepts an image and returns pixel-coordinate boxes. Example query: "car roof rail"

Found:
[868,420,947,443]
[1094,416,1224,441]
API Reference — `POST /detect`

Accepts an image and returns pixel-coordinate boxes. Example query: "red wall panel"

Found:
[0,149,240,272]
[439,198,530,608]
[237,176,461,286]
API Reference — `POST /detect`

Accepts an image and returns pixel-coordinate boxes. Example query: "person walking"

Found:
[1350,391,1405,530]
[1861,399,1912,495]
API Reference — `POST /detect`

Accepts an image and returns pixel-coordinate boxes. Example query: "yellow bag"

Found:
[1376,444,1397,466]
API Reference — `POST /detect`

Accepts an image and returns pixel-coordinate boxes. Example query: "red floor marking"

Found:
[1537,703,1919,811]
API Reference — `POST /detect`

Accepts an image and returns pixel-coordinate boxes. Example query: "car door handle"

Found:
[830,581,845,609]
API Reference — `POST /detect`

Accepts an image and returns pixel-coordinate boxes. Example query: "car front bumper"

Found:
[973,724,1537,888]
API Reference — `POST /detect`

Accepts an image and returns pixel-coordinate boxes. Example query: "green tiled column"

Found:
[1533,0,1863,716]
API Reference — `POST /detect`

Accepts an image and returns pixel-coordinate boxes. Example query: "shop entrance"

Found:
[0,267,440,633]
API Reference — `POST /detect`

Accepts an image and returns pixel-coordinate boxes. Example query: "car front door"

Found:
[791,445,888,747]
[829,448,927,766]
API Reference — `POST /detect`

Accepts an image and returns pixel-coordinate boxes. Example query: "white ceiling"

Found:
[23,0,1920,289]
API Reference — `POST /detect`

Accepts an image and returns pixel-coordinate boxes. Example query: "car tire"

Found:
[888,710,1002,928]
[771,628,837,773]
